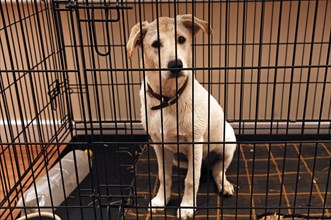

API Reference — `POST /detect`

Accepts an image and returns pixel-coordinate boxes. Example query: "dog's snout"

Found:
[168,59,183,74]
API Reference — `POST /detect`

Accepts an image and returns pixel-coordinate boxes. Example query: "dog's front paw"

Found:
[218,181,235,196]
[148,197,166,213]
[177,206,195,219]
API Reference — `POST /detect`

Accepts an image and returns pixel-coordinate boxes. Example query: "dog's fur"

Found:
[127,15,237,219]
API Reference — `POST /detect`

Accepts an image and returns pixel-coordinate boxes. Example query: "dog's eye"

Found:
[152,40,161,48]
[178,36,186,44]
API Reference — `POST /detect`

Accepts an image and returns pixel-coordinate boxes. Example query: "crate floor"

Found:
[126,143,331,220]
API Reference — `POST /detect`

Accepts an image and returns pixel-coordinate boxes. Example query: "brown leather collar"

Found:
[147,77,189,110]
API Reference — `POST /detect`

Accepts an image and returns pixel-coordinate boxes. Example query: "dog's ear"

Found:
[178,14,213,35]
[126,21,148,59]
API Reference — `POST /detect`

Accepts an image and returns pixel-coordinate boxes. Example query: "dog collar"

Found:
[146,77,189,110]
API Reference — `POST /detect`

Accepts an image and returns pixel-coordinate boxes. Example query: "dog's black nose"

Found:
[167,59,183,74]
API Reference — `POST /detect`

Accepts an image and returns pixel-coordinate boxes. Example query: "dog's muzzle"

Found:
[167,59,183,78]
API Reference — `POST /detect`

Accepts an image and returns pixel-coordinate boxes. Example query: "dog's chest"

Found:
[147,108,188,139]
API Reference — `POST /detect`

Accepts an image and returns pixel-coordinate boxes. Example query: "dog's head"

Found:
[127,14,212,79]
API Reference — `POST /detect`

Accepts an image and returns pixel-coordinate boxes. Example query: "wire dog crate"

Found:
[1,0,330,219]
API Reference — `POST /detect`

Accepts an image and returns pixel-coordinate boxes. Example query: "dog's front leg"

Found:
[177,138,203,220]
[149,145,174,213]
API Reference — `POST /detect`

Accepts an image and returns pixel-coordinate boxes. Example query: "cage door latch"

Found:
[48,79,61,111]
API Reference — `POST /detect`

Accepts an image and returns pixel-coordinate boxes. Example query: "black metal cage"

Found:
[1,0,330,219]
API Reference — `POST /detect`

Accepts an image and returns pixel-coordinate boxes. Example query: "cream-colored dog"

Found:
[127,14,237,219]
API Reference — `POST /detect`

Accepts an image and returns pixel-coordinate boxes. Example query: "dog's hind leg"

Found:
[212,144,235,196]
[149,145,174,213]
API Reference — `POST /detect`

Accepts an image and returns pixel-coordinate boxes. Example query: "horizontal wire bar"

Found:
[66,81,331,88]
[7,205,330,210]
[62,41,330,48]
[1,139,330,146]
[1,65,329,73]
[83,65,331,72]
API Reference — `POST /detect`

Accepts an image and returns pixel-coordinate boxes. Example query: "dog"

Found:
[127,14,237,219]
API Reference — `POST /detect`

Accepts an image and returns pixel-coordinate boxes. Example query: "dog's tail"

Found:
[173,156,188,169]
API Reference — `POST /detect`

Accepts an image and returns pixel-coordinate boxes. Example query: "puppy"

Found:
[127,14,237,219]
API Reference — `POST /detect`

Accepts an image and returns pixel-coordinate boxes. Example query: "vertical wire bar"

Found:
[126,3,138,122]
[132,2,143,117]
[93,3,117,219]
[248,2,258,122]
[190,7,196,220]
[87,3,110,209]
[175,0,182,214]
[96,8,107,124]
[278,1,292,125]
[173,1,182,218]
[322,144,331,218]
[217,2,223,103]
[51,0,75,143]
[201,1,205,87]
[217,3,224,214]
[67,5,99,210]
[269,0,283,146]
[311,1,329,120]
[249,1,265,218]
[268,143,292,214]
[294,1,319,217]
[207,0,211,218]
[49,5,74,218]
[74,3,98,218]
[101,9,120,136]
[154,1,168,219]
[236,1,247,217]
[113,7,132,127]
[90,10,105,134]
[264,1,275,121]
[234,1,239,123]
[108,21,123,216]
[69,16,85,133]
[121,1,140,216]
[221,0,229,218]
[293,1,311,122]
[43,2,60,142]
[33,1,53,145]
[279,0,301,217]
[264,0,283,215]
[278,1,301,217]
[97,4,117,219]
[136,1,154,218]
[105,13,115,122]
[118,0,137,215]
